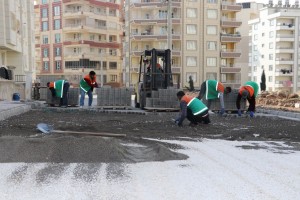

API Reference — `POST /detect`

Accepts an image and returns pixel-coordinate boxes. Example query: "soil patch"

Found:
[0,109,299,163]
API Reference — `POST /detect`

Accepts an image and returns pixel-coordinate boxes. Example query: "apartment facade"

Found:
[249,1,300,93]
[34,0,123,86]
[236,2,264,86]
[0,0,35,99]
[125,0,242,89]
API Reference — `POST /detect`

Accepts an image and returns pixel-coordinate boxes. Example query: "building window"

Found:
[207,41,217,50]
[270,19,275,26]
[186,57,197,67]
[269,65,273,71]
[55,61,61,70]
[54,6,60,16]
[269,31,274,38]
[268,76,273,82]
[42,8,48,18]
[261,55,264,58]
[207,0,217,3]
[43,48,49,57]
[42,35,48,44]
[55,47,61,56]
[186,41,197,50]
[55,33,60,43]
[254,45,257,51]
[269,54,273,60]
[109,62,117,69]
[186,24,197,34]
[90,34,95,40]
[254,55,258,61]
[207,9,217,19]
[254,66,257,71]
[43,61,49,70]
[110,75,117,82]
[54,20,60,30]
[206,72,217,80]
[187,8,197,18]
[262,33,265,37]
[254,24,258,30]
[254,34,258,40]
[42,0,47,4]
[42,21,48,31]
[269,42,273,49]
[206,57,217,67]
[207,25,217,35]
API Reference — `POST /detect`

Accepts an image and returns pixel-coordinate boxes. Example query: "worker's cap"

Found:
[241,90,249,99]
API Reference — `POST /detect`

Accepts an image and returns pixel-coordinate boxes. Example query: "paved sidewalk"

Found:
[0,101,31,121]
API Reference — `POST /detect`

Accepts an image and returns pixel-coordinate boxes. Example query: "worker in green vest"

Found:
[47,80,70,108]
[236,81,259,117]
[175,91,210,127]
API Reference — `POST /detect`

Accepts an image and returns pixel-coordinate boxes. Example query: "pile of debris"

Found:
[257,90,300,111]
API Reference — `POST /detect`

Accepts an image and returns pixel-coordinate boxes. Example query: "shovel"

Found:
[36,123,126,137]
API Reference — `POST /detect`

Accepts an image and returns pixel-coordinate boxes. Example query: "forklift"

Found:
[135,48,174,108]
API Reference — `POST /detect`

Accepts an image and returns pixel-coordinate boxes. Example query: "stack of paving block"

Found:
[202,89,246,111]
[46,88,80,106]
[97,88,133,107]
[145,88,180,108]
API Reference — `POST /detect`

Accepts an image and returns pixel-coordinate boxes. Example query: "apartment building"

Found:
[0,0,35,99]
[34,0,123,86]
[236,2,264,85]
[125,0,242,89]
[249,0,300,93]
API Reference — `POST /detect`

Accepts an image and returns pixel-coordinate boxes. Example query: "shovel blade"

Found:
[37,123,53,134]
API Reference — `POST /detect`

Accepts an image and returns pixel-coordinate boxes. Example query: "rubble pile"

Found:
[257,90,300,110]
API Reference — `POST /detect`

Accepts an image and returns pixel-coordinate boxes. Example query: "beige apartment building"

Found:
[248,0,300,93]
[34,0,123,86]
[125,0,242,89]
[0,0,35,100]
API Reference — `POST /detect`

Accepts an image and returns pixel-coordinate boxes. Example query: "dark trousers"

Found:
[60,82,70,106]
[187,108,210,124]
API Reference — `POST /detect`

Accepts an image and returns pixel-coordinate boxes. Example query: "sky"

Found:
[236,0,297,3]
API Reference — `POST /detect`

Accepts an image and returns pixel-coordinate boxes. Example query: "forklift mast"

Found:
[138,48,173,90]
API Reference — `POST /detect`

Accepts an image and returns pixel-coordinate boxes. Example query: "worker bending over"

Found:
[236,81,259,117]
[47,80,70,108]
[175,91,210,127]
[80,71,99,108]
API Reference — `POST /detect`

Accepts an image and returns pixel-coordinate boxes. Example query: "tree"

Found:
[260,70,266,91]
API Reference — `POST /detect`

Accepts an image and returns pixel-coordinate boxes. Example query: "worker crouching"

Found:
[47,80,70,108]
[175,91,210,127]
[236,81,259,117]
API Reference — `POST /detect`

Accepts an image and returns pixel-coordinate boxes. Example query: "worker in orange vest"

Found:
[47,80,70,108]
[236,81,259,117]
[79,71,99,107]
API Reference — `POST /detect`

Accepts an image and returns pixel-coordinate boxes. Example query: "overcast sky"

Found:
[236,0,297,4]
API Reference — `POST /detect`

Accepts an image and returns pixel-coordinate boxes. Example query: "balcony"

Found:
[275,58,294,65]
[130,16,181,25]
[130,32,181,41]
[275,47,294,54]
[131,48,181,56]
[276,34,295,42]
[275,69,293,76]
[221,49,241,58]
[220,65,241,73]
[221,17,242,27]
[274,80,293,88]
[130,0,181,8]
[221,1,242,12]
[220,33,241,43]
[276,23,295,30]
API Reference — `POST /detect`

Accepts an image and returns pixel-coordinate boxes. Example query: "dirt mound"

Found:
[257,90,300,111]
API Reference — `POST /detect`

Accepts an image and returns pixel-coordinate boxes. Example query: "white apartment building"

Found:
[0,0,35,99]
[125,0,242,89]
[236,2,264,85]
[249,0,300,93]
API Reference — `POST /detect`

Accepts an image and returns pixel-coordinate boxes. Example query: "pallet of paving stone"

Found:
[144,107,179,112]
[46,88,79,106]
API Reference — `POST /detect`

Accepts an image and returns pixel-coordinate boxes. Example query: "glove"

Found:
[237,109,242,116]
[220,108,225,115]
[250,111,254,118]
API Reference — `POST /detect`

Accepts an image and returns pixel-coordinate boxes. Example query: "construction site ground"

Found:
[0,106,300,163]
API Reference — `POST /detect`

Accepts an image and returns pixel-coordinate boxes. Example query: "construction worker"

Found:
[175,91,210,127]
[80,71,99,108]
[198,80,231,115]
[236,81,259,117]
[47,80,70,108]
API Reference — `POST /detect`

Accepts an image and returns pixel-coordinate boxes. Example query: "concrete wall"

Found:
[0,80,25,100]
